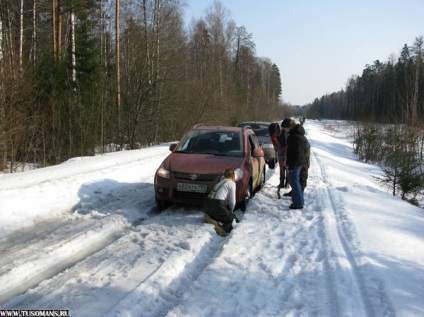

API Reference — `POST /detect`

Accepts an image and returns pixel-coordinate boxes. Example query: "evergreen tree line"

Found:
[303,38,424,205]
[305,37,423,126]
[0,0,282,171]
[352,122,423,205]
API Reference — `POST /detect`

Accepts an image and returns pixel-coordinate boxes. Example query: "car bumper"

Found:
[154,174,246,207]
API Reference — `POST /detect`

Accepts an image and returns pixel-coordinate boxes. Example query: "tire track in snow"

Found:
[311,149,370,316]
[104,218,226,317]
[0,146,171,306]
[165,168,335,316]
[256,169,332,315]
[259,165,335,315]
[311,149,394,317]
[0,215,128,305]
[2,207,227,317]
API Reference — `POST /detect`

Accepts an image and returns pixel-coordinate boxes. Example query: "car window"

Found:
[239,123,270,137]
[175,130,244,157]
[253,127,269,137]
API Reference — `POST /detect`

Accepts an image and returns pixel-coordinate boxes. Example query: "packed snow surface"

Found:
[0,120,423,317]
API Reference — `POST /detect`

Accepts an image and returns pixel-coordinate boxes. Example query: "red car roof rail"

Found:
[192,123,209,129]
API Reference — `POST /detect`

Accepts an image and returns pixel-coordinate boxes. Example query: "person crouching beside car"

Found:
[204,168,239,237]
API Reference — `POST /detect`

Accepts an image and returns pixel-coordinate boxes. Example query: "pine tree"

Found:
[380,126,424,204]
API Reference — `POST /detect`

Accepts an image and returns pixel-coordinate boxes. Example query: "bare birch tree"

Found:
[411,36,422,126]
[0,12,4,170]
[31,0,37,65]
[19,0,23,72]
[52,0,56,59]
[56,0,62,61]
[205,0,232,100]
[70,7,76,83]
[116,0,121,130]
[0,16,2,60]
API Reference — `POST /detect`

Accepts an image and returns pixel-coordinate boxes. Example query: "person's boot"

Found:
[283,190,292,197]
[204,214,227,237]
[222,222,233,233]
[289,204,303,210]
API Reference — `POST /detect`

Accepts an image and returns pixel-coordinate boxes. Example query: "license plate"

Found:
[177,183,207,193]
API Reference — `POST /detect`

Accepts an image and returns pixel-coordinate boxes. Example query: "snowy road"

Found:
[1,120,423,316]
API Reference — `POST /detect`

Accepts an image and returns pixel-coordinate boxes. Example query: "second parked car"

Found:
[154,124,266,211]
[238,121,277,169]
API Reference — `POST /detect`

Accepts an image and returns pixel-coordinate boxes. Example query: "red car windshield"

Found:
[175,130,244,157]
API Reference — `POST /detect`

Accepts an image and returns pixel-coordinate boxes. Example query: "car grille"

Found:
[172,172,219,204]
[173,172,217,181]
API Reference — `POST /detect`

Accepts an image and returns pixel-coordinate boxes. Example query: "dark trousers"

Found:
[279,166,289,187]
[289,166,304,207]
[203,198,235,223]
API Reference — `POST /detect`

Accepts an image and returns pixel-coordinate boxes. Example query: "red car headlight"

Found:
[156,166,170,179]
[234,168,244,181]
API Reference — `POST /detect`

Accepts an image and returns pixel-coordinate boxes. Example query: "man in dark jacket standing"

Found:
[283,119,307,209]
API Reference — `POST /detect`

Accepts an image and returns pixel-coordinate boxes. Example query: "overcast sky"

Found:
[183,0,424,105]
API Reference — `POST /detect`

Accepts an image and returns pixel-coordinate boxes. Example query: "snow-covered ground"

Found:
[0,120,423,317]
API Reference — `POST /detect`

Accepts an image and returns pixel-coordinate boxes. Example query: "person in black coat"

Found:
[283,120,307,209]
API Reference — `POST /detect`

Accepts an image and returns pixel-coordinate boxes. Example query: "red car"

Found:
[154,125,266,211]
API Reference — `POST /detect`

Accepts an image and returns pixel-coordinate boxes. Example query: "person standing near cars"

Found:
[268,121,289,189]
[283,119,311,197]
[283,119,307,209]
[204,168,238,237]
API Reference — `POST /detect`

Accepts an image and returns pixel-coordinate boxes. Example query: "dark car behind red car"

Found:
[238,121,277,169]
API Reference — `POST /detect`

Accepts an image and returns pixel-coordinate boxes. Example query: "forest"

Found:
[1,0,423,200]
[303,37,424,204]
[0,0,283,170]
[305,37,424,126]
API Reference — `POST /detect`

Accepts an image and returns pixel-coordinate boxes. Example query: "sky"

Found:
[183,0,424,105]
[1,120,423,316]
